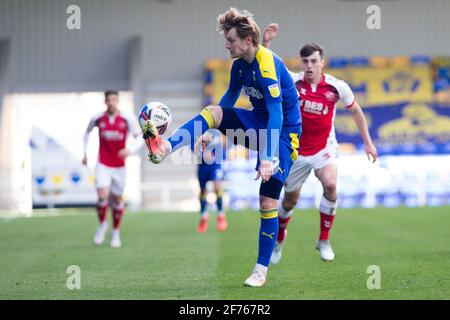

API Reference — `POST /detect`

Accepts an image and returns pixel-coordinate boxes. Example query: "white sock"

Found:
[319,196,338,216]
[254,263,268,277]
[100,221,108,229]
[112,229,120,237]
[278,201,293,219]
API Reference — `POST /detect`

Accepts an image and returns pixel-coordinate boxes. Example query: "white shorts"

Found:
[95,163,126,196]
[284,141,339,193]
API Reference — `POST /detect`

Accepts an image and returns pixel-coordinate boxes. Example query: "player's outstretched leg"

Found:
[316,195,337,261]
[94,198,108,245]
[143,107,217,164]
[111,200,125,248]
[197,191,209,233]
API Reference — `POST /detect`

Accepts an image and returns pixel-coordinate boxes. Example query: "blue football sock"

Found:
[168,108,215,152]
[200,196,207,216]
[216,190,223,212]
[257,209,279,267]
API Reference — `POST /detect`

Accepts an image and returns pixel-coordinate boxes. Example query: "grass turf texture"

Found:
[0,207,449,299]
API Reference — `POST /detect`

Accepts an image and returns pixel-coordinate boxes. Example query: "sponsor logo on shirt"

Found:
[101,130,125,141]
[268,83,280,98]
[301,99,329,115]
[243,86,264,99]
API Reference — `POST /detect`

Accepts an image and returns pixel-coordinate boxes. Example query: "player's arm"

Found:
[219,61,242,107]
[82,116,98,165]
[262,23,302,83]
[262,23,279,48]
[258,59,284,182]
[337,80,377,162]
[347,101,378,162]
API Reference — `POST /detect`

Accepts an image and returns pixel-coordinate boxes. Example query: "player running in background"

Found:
[193,129,228,233]
[83,91,143,248]
[262,24,377,263]
[141,8,301,287]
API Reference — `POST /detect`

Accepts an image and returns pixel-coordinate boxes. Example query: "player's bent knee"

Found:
[260,197,278,211]
[323,182,337,196]
[205,105,223,128]
[282,190,300,210]
[283,197,297,211]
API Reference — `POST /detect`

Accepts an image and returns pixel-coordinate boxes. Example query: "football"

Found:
[138,101,173,135]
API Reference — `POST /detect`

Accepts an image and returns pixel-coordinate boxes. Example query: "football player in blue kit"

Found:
[193,129,228,233]
[141,7,301,287]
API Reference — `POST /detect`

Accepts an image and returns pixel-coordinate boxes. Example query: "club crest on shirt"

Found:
[325,91,335,101]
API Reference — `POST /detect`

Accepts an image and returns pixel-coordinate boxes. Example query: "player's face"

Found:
[105,94,119,113]
[224,28,251,59]
[301,51,324,83]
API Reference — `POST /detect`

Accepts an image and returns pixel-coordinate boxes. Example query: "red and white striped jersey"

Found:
[291,72,355,156]
[84,111,141,168]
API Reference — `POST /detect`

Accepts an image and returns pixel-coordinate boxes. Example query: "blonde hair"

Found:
[217,7,260,46]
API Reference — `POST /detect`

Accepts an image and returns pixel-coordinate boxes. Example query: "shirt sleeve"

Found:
[83,114,99,153]
[219,60,242,107]
[337,80,355,108]
[256,52,283,160]
[257,59,283,106]
[262,102,283,161]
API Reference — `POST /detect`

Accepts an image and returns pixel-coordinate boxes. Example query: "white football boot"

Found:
[270,230,287,265]
[316,240,335,261]
[244,264,267,287]
[93,222,108,245]
[142,120,171,164]
[110,229,122,248]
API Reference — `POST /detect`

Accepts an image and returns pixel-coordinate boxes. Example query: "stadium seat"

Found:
[437,67,450,79]
[390,56,410,67]
[327,57,349,68]
[204,70,213,84]
[350,56,369,67]
[204,59,226,70]
[369,56,389,68]
[285,57,301,70]
[411,55,431,65]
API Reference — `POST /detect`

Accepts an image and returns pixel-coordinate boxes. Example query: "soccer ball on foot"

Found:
[138,101,173,135]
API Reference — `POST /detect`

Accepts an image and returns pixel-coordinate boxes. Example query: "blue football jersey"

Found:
[226,45,300,128]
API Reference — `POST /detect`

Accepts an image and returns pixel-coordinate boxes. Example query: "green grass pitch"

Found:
[0,206,449,299]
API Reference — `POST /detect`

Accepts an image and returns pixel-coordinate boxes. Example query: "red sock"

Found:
[319,212,335,241]
[112,205,125,229]
[96,201,108,223]
[277,216,291,242]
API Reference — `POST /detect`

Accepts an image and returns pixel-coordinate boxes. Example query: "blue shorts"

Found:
[197,164,224,189]
[218,106,301,192]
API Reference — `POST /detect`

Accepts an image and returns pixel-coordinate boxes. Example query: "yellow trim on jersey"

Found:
[260,208,278,219]
[255,45,278,81]
[200,108,215,129]
[290,133,299,161]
